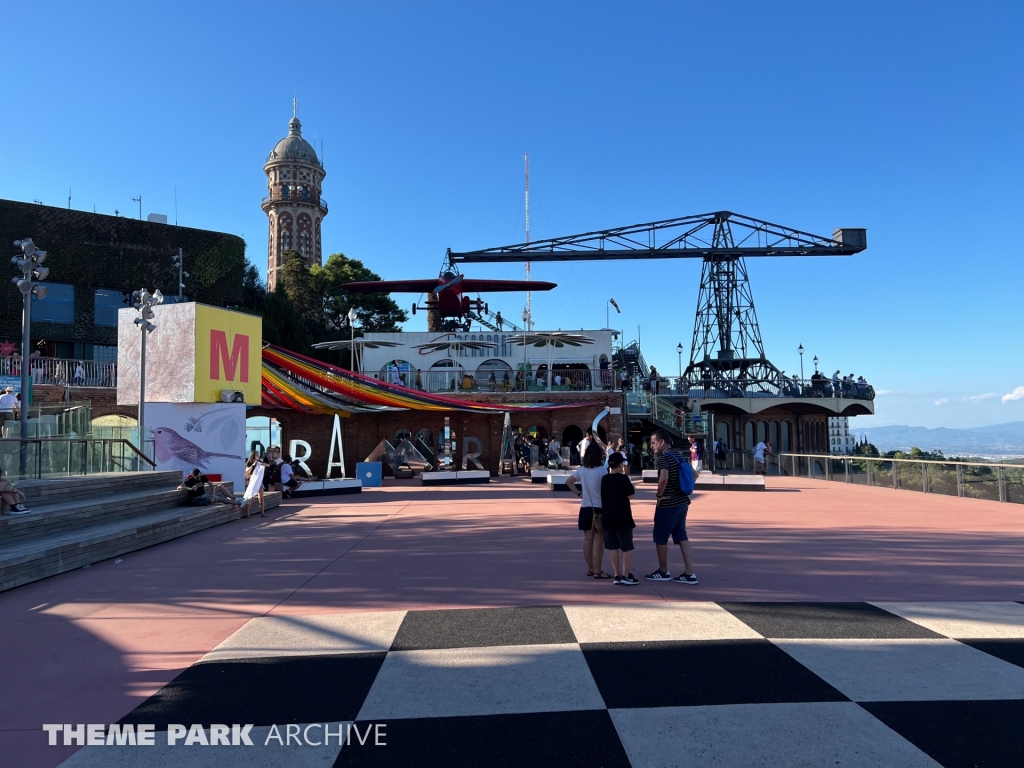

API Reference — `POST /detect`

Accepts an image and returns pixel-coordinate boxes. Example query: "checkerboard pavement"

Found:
[59,601,1024,767]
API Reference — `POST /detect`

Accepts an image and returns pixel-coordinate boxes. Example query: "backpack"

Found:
[665,451,696,496]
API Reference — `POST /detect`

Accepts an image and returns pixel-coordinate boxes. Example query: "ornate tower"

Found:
[262,105,327,292]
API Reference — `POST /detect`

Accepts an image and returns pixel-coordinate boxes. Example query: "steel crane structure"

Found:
[447,211,866,389]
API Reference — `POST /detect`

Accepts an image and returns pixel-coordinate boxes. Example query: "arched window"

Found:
[744,421,754,450]
[300,232,310,258]
[770,421,779,448]
[716,421,729,449]
[781,421,791,452]
[757,421,767,444]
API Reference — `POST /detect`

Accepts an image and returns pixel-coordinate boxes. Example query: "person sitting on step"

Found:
[0,466,30,514]
[179,468,241,507]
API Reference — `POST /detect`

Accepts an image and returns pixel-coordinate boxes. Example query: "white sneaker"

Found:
[8,505,31,515]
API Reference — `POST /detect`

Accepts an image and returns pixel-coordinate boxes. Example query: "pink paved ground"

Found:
[2,475,1023,767]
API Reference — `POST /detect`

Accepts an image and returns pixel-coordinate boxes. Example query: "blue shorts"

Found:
[653,502,689,545]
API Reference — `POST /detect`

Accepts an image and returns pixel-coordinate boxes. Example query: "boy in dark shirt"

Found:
[601,453,638,585]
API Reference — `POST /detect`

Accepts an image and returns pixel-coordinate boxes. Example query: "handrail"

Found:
[768,451,1022,504]
[113,439,156,467]
[0,437,157,480]
[776,452,1022,470]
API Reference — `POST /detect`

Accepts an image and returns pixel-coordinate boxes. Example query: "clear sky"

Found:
[2,1,1022,429]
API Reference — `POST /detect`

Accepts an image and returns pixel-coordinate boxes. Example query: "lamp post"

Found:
[606,297,620,331]
[171,248,189,301]
[798,344,804,381]
[11,239,49,475]
[677,342,684,379]
[132,288,163,455]
[813,355,819,374]
[348,307,358,371]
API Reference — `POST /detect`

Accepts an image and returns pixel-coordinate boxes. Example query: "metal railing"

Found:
[626,391,708,434]
[763,452,1023,504]
[0,357,117,388]
[383,366,622,394]
[0,437,155,480]
[664,376,874,401]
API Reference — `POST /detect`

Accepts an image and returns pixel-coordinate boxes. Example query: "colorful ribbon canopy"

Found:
[261,345,596,413]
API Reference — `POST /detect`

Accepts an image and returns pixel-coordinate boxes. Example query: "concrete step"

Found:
[0,491,281,593]
[0,487,191,543]
[15,471,183,506]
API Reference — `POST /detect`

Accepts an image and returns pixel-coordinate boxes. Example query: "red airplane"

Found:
[345,271,556,332]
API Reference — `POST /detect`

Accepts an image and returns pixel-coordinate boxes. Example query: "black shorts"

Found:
[604,527,634,552]
[578,506,603,532]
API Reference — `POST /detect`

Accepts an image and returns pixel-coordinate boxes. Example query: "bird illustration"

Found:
[152,427,240,470]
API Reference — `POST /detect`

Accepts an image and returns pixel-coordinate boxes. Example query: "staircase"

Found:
[629,392,709,441]
[614,340,649,379]
[0,471,281,592]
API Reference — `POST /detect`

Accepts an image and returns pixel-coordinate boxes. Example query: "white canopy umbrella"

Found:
[311,339,401,372]
[412,335,498,357]
[506,332,595,391]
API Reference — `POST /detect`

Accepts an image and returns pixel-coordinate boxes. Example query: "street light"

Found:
[606,297,620,331]
[11,239,49,474]
[171,248,189,300]
[133,288,163,453]
[813,355,819,374]
[347,307,358,371]
[798,344,804,381]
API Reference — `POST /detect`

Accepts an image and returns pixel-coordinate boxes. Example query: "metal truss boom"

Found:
[448,211,865,263]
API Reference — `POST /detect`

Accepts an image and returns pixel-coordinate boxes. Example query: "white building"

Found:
[828,416,856,455]
[359,330,617,393]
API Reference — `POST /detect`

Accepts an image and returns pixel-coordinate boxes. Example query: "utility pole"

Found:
[523,153,532,332]
[132,195,142,220]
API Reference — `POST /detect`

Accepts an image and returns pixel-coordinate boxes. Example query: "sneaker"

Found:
[645,569,672,581]
[674,572,698,585]
[8,504,30,515]
[619,573,640,585]
[612,575,622,585]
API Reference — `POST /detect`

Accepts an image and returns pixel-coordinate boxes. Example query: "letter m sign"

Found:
[210,330,249,383]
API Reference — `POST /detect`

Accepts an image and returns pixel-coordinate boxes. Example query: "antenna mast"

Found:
[524,152,532,331]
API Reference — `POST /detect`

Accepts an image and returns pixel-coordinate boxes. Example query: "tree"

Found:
[279,251,324,333]
[241,257,267,309]
[312,252,407,335]
[260,282,314,352]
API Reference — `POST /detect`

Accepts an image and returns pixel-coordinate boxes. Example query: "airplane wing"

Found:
[459,279,557,292]
[344,280,441,294]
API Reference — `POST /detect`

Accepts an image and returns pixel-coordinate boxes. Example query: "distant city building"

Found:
[829,416,856,454]
[262,109,327,292]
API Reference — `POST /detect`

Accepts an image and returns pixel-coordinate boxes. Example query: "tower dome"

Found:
[267,117,319,164]
[262,107,327,292]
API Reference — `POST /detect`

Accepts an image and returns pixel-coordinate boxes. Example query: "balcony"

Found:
[0,357,117,388]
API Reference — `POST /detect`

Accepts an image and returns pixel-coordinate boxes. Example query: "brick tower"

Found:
[262,105,327,291]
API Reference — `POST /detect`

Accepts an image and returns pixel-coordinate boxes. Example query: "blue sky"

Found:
[2,1,1022,429]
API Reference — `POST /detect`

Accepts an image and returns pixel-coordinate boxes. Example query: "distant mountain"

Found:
[850,421,1024,456]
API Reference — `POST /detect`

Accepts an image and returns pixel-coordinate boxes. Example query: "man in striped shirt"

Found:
[645,429,698,585]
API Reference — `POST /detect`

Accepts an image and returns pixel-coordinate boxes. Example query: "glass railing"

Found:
[2,403,93,439]
[0,437,156,481]
[643,393,708,434]
[770,452,1023,504]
